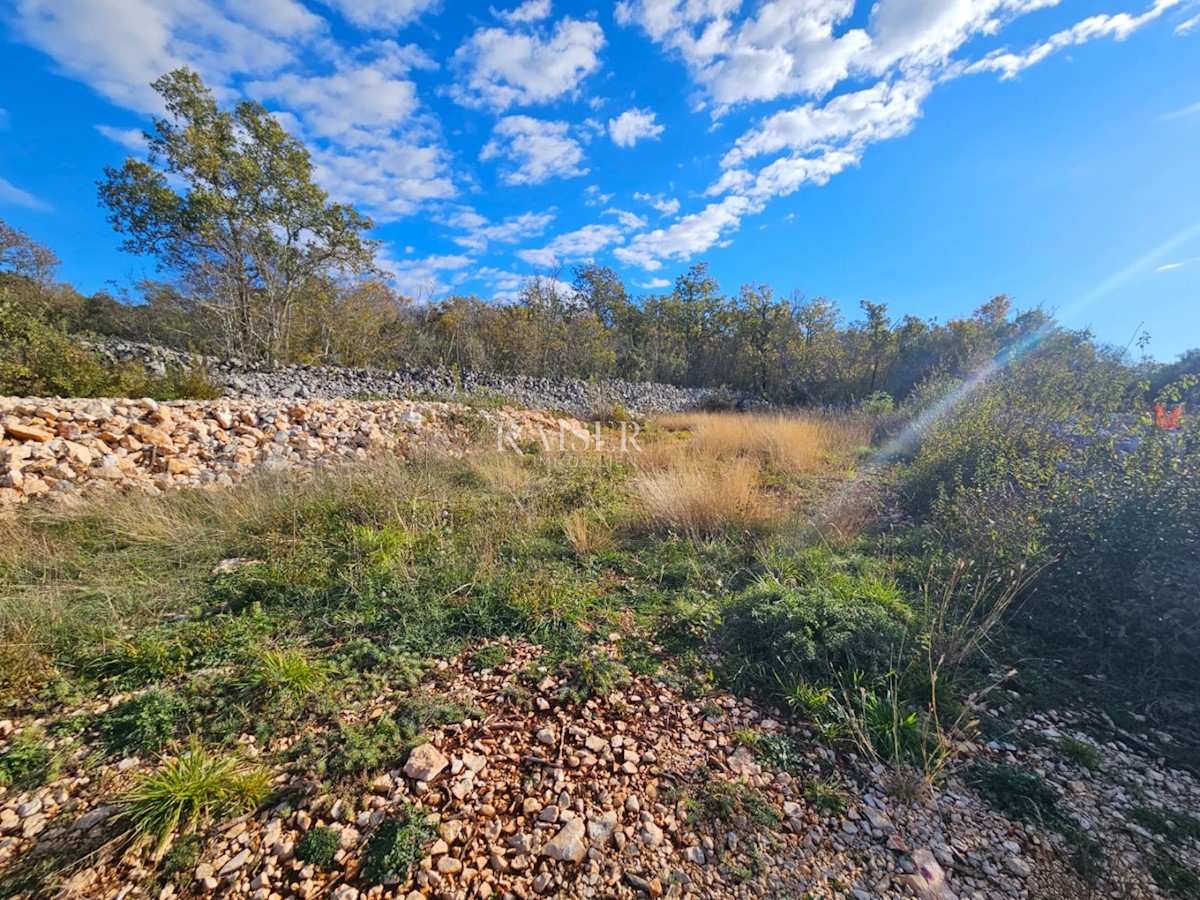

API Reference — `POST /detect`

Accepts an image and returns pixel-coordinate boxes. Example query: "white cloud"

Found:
[1159,100,1200,121]
[615,195,753,270]
[516,223,625,266]
[637,277,671,289]
[96,124,146,149]
[584,185,614,206]
[494,0,552,24]
[316,0,439,30]
[633,191,680,215]
[608,107,665,146]
[966,0,1184,79]
[602,208,649,230]
[481,116,588,185]
[247,53,423,144]
[451,16,605,110]
[10,0,314,113]
[0,177,48,210]
[1156,262,1184,271]
[447,208,557,251]
[1176,12,1200,34]
[383,251,473,298]
[722,78,930,167]
[311,142,456,220]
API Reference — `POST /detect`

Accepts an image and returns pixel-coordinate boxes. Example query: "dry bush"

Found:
[652,412,869,475]
[633,457,763,540]
[469,451,537,496]
[560,511,616,556]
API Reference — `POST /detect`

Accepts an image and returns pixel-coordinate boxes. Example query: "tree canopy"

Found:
[98,68,378,362]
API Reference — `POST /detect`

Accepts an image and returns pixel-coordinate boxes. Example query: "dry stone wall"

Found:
[89,339,740,416]
[0,396,581,508]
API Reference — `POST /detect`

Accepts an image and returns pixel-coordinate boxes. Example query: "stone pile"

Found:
[88,339,743,417]
[0,397,579,508]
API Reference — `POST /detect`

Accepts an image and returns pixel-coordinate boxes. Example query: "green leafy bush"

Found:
[716,550,911,693]
[97,688,186,755]
[362,805,434,884]
[0,731,57,790]
[296,826,341,868]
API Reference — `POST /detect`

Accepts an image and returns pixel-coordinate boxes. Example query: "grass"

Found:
[0,730,57,790]
[1128,806,1200,843]
[1057,735,1101,772]
[123,744,271,858]
[677,778,782,832]
[968,762,1066,829]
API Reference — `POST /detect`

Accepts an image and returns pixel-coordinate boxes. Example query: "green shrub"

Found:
[468,643,509,672]
[296,826,341,868]
[124,744,271,858]
[0,731,57,790]
[362,805,434,884]
[716,551,911,693]
[97,688,186,755]
[968,762,1065,828]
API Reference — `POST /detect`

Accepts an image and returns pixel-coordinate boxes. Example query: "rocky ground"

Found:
[3,639,1197,900]
[88,339,735,417]
[0,397,590,507]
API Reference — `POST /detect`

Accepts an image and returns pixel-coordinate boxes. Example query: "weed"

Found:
[469,643,509,672]
[1148,850,1200,899]
[967,762,1064,829]
[296,826,342,868]
[362,805,435,884]
[160,834,202,885]
[556,648,631,703]
[1128,806,1200,843]
[755,732,807,775]
[124,744,271,858]
[560,511,617,557]
[0,730,57,790]
[804,776,847,814]
[1057,736,1100,772]
[97,688,186,756]
[683,779,781,831]
[235,647,328,708]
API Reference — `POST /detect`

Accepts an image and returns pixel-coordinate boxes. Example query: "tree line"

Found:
[2,67,1196,406]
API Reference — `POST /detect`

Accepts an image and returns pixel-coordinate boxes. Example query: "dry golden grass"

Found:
[633,457,762,540]
[560,511,617,556]
[651,411,869,475]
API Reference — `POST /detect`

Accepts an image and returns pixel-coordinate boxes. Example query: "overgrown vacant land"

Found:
[2,333,1200,900]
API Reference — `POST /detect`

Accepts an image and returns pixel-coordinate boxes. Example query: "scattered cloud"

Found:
[316,0,439,31]
[584,185,614,206]
[383,251,473,297]
[493,0,552,25]
[516,223,625,266]
[637,277,671,289]
[446,207,556,252]
[602,208,649,230]
[95,124,146,149]
[633,192,680,216]
[615,195,753,270]
[1159,100,1200,121]
[0,177,48,209]
[451,15,605,110]
[1176,12,1200,34]
[1156,262,1184,271]
[481,116,588,185]
[966,0,1185,80]
[608,107,664,147]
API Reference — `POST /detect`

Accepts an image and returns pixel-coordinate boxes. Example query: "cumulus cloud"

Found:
[316,0,439,30]
[0,177,48,209]
[481,116,588,185]
[633,191,680,216]
[602,208,649,230]
[446,207,557,252]
[516,223,625,266]
[608,107,664,146]
[493,0,552,24]
[451,16,605,110]
[383,251,473,298]
[615,195,753,270]
[637,277,672,289]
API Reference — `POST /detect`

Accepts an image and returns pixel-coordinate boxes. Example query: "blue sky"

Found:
[1,0,1198,358]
